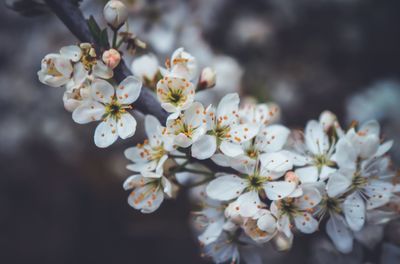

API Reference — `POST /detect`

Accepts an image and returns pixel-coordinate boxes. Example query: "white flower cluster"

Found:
[37,1,400,263]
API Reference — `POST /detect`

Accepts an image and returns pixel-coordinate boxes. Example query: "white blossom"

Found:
[125,115,168,173]
[192,93,259,160]
[270,185,322,238]
[72,76,142,148]
[162,102,206,149]
[131,53,160,84]
[156,75,195,119]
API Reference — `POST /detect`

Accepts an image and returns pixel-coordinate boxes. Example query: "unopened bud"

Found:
[284,171,299,185]
[273,233,293,251]
[102,48,121,69]
[198,67,216,90]
[103,0,128,29]
[319,110,337,131]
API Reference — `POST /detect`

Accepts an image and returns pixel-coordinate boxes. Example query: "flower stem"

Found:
[112,29,118,48]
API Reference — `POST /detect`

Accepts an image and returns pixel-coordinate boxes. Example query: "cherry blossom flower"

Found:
[242,209,278,243]
[125,115,168,173]
[62,80,91,112]
[162,47,198,80]
[287,119,337,183]
[206,153,295,218]
[238,102,280,127]
[202,231,262,264]
[325,132,394,233]
[38,53,74,87]
[72,76,142,147]
[162,102,206,149]
[191,93,259,160]
[60,44,113,89]
[156,75,195,120]
[123,171,172,213]
[131,53,160,85]
[270,185,322,239]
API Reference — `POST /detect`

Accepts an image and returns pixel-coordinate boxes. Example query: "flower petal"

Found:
[220,141,244,157]
[294,212,319,234]
[60,45,81,62]
[295,166,319,183]
[206,175,246,201]
[116,76,142,104]
[94,118,118,148]
[343,192,366,232]
[191,135,217,160]
[92,60,113,79]
[91,78,114,104]
[326,215,353,254]
[264,181,296,200]
[117,113,136,139]
[72,100,105,124]
[326,172,351,198]
[256,125,290,152]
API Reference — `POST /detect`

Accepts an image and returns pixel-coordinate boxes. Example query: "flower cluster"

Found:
[37,1,400,263]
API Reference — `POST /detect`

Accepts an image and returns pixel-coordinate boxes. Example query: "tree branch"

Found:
[43,0,233,173]
[44,0,169,123]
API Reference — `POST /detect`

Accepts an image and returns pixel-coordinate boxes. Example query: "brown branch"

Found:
[43,0,233,173]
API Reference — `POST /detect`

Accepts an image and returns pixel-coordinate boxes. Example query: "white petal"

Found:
[123,174,142,190]
[295,166,319,183]
[72,100,105,124]
[374,140,393,157]
[211,153,232,167]
[364,180,393,209]
[145,115,161,140]
[334,137,357,170]
[199,219,225,245]
[326,172,351,198]
[257,211,277,233]
[92,60,113,79]
[326,215,353,254]
[264,181,296,200]
[60,45,81,62]
[182,102,205,128]
[359,120,380,137]
[294,212,319,234]
[259,152,293,175]
[216,93,239,126]
[220,141,244,157]
[294,186,321,210]
[256,125,290,152]
[94,118,118,148]
[91,78,114,104]
[277,214,292,238]
[236,191,263,217]
[117,113,136,139]
[305,120,329,155]
[72,62,87,86]
[229,123,259,144]
[319,165,336,180]
[191,135,217,160]
[343,192,366,232]
[116,76,142,104]
[206,175,246,201]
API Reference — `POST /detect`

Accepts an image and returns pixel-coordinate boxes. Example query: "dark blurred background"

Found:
[1,0,400,263]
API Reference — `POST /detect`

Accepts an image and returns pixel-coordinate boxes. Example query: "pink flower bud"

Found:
[102,49,121,69]
[284,171,299,185]
[198,67,216,90]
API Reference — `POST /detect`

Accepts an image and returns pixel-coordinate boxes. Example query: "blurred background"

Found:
[1,0,400,263]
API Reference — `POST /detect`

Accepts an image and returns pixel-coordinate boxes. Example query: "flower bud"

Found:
[103,0,128,29]
[102,48,121,69]
[284,171,299,185]
[319,110,337,132]
[198,67,216,90]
